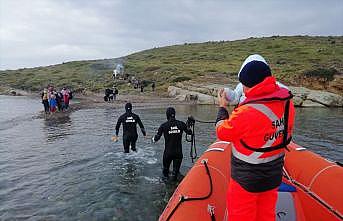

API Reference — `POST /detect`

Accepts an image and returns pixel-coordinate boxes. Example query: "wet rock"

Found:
[175,94,187,101]
[0,88,30,96]
[167,86,178,97]
[169,84,343,107]
[289,86,311,98]
[302,100,326,107]
[289,86,343,107]
[168,86,216,104]
[292,96,303,107]
[195,93,217,105]
[307,90,343,107]
[10,90,17,96]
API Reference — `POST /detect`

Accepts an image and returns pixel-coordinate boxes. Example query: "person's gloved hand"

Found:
[188,116,195,124]
[141,128,147,136]
[189,116,195,124]
[186,116,195,127]
[151,136,156,143]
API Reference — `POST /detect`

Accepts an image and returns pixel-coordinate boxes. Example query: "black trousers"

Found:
[163,154,182,177]
[42,100,49,113]
[123,135,138,153]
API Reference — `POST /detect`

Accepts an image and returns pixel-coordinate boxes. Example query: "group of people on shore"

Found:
[129,78,156,93]
[41,86,72,114]
[104,87,119,102]
[114,54,295,221]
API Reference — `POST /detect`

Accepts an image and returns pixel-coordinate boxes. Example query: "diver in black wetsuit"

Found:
[115,103,146,153]
[152,107,193,180]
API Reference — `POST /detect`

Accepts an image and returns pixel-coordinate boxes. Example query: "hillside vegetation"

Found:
[1,36,342,95]
[0,59,118,92]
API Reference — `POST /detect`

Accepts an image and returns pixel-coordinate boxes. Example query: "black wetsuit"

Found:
[153,118,192,177]
[115,110,146,153]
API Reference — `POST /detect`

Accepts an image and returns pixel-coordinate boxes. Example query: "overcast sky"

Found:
[0,0,342,70]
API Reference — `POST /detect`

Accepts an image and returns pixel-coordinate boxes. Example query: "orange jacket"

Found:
[216,76,295,192]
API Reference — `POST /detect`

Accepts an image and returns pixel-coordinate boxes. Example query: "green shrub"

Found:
[303,68,339,81]
[172,76,191,82]
[144,66,160,72]
[206,69,218,73]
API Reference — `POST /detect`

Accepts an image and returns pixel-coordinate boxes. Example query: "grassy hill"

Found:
[0,58,119,92]
[1,36,342,95]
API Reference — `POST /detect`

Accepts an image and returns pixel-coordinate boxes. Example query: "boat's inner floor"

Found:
[276,191,296,221]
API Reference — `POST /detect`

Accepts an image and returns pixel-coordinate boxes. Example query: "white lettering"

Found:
[168,126,180,134]
[126,117,136,123]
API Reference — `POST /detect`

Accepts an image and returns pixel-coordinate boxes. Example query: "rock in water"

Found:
[307,90,343,107]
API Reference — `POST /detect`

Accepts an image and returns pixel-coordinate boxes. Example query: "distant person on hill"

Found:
[115,103,146,153]
[41,89,50,114]
[137,80,141,90]
[104,88,114,102]
[152,107,193,181]
[133,80,138,89]
[140,84,144,93]
[114,87,119,100]
[223,54,288,105]
[151,82,155,92]
[113,69,118,80]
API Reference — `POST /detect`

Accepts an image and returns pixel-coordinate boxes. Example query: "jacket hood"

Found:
[245,76,279,98]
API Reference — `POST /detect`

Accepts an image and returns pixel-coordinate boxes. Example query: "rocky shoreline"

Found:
[0,87,191,120]
[167,82,343,107]
[2,84,342,108]
[0,86,32,96]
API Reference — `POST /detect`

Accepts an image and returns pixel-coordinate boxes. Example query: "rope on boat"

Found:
[283,167,343,220]
[186,116,216,163]
[165,160,215,221]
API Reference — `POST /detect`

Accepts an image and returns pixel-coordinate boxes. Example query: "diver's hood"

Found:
[166,107,176,120]
[125,103,132,113]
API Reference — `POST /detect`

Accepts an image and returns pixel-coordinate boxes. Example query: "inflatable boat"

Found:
[159,142,343,221]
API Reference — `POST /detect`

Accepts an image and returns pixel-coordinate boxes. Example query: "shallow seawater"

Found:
[0,95,342,221]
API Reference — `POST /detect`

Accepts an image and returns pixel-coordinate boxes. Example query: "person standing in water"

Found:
[56,91,63,111]
[41,88,49,114]
[152,107,193,180]
[115,103,146,153]
[49,94,57,113]
[61,87,70,109]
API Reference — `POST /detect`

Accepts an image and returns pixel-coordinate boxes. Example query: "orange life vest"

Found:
[233,86,294,164]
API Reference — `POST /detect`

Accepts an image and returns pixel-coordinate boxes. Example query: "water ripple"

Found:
[0,98,342,220]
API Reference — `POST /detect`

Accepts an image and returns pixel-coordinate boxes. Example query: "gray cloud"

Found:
[0,0,342,70]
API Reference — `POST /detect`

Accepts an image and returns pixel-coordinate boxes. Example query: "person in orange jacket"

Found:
[216,54,295,221]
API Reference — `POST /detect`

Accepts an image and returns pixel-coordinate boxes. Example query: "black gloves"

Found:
[186,116,195,127]
[141,128,146,136]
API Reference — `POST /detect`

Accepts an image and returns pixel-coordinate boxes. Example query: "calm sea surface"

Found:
[0,95,342,220]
